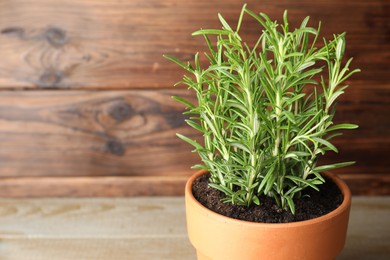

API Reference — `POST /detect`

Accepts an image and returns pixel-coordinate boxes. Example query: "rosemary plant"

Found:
[165,5,360,213]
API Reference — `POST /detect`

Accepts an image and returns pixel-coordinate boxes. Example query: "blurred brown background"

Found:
[0,0,388,197]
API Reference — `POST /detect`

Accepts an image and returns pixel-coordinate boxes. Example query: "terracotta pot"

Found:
[185,170,351,260]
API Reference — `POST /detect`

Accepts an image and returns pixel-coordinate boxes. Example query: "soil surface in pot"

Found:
[192,174,343,223]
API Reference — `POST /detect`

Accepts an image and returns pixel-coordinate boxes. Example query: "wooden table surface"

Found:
[0,197,389,260]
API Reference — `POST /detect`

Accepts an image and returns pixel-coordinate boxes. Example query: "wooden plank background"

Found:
[0,0,389,196]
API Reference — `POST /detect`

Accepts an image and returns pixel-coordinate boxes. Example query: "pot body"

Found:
[185,170,351,260]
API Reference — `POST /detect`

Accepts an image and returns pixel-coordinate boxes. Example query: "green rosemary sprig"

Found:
[165,5,360,214]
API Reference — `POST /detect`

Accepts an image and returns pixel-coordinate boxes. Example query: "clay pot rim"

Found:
[186,169,351,228]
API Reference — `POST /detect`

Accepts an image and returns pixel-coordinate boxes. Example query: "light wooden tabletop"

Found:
[0,197,389,260]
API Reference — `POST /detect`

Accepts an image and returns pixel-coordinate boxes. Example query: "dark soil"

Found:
[192,174,343,223]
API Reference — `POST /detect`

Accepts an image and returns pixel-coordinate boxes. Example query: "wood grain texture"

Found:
[12,237,390,260]
[0,197,389,259]
[0,198,188,237]
[0,175,389,197]
[0,0,388,89]
[0,238,195,260]
[0,86,389,195]
[339,174,390,196]
[0,198,195,260]
[0,90,199,178]
[0,176,188,197]
[0,0,388,196]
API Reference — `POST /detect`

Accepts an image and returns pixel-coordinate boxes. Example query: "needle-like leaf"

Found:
[165,5,359,214]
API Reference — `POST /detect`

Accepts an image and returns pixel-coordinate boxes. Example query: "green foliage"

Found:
[164,5,360,214]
